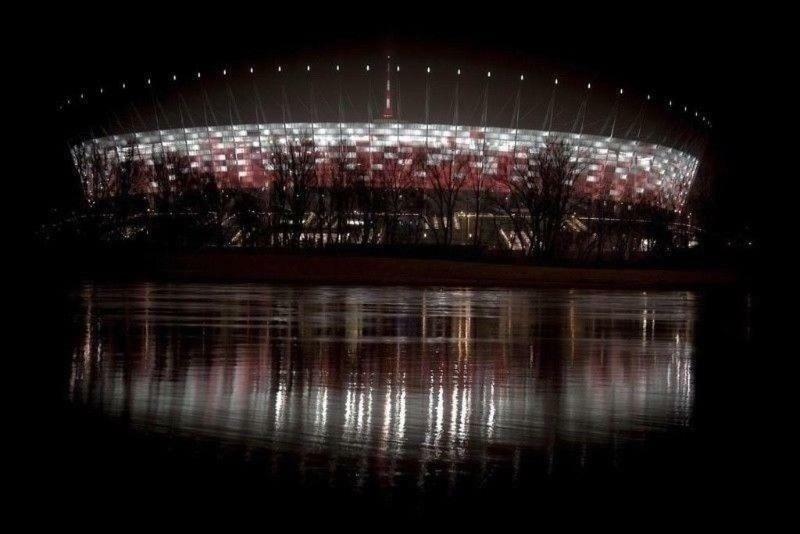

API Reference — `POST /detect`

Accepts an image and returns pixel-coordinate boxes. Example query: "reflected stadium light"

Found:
[68,284,698,482]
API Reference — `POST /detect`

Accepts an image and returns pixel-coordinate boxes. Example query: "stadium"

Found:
[67,60,703,257]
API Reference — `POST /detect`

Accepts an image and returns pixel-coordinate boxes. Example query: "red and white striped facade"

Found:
[78,121,698,212]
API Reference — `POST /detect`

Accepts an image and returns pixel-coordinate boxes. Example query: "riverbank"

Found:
[42,248,742,289]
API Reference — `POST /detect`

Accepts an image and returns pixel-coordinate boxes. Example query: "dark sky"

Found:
[23,3,771,242]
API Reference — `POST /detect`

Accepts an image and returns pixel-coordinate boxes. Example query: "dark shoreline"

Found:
[38,248,743,289]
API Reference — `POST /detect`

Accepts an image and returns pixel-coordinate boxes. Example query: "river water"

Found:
[47,282,755,517]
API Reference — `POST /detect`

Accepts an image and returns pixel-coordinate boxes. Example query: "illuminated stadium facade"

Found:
[79,122,697,210]
[69,61,702,253]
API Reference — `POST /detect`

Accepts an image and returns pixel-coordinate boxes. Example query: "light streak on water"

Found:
[67,283,699,488]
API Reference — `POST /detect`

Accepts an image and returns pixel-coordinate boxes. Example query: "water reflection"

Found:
[69,283,695,489]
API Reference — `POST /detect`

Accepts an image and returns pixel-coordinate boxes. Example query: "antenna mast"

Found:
[382,56,394,119]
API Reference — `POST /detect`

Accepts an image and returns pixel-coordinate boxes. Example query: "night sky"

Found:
[22,4,769,246]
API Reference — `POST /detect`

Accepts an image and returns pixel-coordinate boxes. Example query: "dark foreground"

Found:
[51,248,741,289]
[28,281,762,523]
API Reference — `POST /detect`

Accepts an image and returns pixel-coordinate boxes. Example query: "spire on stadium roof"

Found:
[382,56,394,119]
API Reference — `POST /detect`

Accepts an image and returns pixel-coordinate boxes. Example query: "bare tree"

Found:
[111,144,147,217]
[353,172,381,246]
[73,142,114,208]
[71,143,92,207]
[584,174,617,262]
[378,150,420,245]
[150,150,190,215]
[468,155,495,248]
[424,153,470,246]
[346,149,383,246]
[221,188,265,247]
[268,136,319,247]
[497,139,584,258]
[321,146,357,245]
